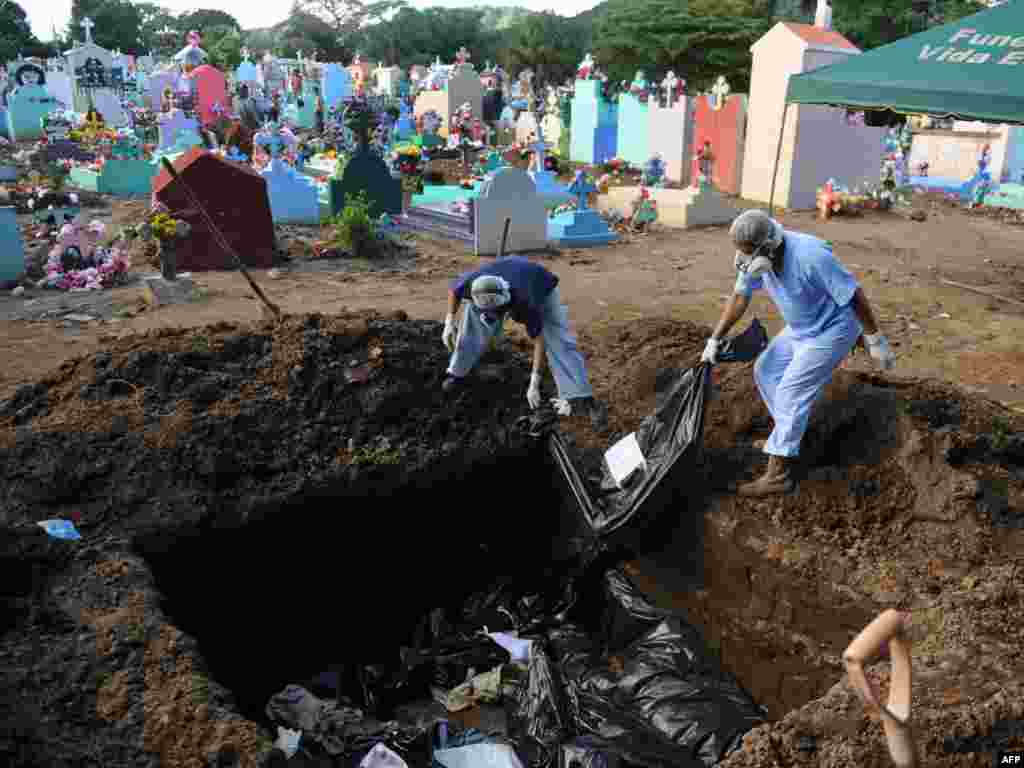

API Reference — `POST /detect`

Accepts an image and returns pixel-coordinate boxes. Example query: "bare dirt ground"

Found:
[4,193,1024,766]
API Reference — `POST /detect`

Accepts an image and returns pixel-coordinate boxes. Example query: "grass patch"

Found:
[111,305,134,319]
[97,671,113,689]
[349,445,403,466]
[913,606,946,656]
[191,335,210,354]
[992,415,1011,452]
[190,286,211,302]
[127,623,145,644]
[191,673,210,705]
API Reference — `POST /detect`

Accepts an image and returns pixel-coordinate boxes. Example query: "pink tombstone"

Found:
[692,92,748,196]
[185,64,228,126]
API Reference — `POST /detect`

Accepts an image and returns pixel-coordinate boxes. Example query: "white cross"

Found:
[529,118,549,173]
[242,47,250,61]
[81,17,95,44]
[662,72,680,106]
[711,76,730,109]
[297,50,304,64]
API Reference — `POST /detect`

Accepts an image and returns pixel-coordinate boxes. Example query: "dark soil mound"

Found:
[0,312,579,767]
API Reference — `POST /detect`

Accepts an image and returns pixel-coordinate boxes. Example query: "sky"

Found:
[26,0,601,41]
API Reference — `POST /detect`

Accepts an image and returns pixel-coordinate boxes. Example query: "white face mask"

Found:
[734,247,774,277]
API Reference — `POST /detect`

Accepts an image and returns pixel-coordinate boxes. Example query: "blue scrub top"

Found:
[451,256,559,339]
[735,232,861,341]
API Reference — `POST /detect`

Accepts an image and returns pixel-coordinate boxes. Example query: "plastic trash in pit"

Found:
[135,320,770,768]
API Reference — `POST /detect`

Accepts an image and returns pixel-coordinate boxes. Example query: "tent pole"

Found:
[768,102,791,218]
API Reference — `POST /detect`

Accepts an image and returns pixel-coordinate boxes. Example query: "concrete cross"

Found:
[711,76,730,110]
[241,47,250,61]
[529,119,549,173]
[81,17,95,44]
[661,71,679,106]
[569,171,596,210]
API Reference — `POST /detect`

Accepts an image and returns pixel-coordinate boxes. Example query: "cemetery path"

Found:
[5,203,1024,405]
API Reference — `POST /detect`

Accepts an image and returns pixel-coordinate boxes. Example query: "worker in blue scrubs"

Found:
[702,209,895,496]
[442,256,608,430]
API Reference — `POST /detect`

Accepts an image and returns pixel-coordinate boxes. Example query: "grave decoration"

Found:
[138,201,192,280]
[641,154,666,187]
[548,170,617,247]
[968,145,994,208]
[816,178,869,219]
[415,109,444,150]
[68,127,158,196]
[333,98,401,218]
[628,70,652,103]
[27,188,80,227]
[630,187,658,231]
[390,144,426,211]
[43,217,130,290]
[130,106,158,145]
[42,110,74,141]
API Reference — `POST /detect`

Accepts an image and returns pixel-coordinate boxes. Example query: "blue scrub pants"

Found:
[756,309,861,457]
[447,286,594,401]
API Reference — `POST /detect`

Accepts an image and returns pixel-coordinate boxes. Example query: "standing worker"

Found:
[442,256,608,429]
[702,209,895,496]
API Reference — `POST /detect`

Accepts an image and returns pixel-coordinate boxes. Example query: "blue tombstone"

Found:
[395,99,415,140]
[321,64,353,111]
[547,170,617,247]
[0,207,26,286]
[570,80,617,165]
[6,83,59,141]
[284,86,317,130]
[616,91,650,166]
[260,159,320,223]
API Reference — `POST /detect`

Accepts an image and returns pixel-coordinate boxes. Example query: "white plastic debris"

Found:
[273,726,301,758]
[487,631,532,663]
[11,286,24,297]
[359,743,408,768]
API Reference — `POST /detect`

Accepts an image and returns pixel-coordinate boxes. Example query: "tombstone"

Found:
[348,55,372,94]
[548,170,617,247]
[742,21,883,209]
[0,207,25,286]
[186,65,228,126]
[153,148,275,271]
[5,69,58,141]
[64,31,114,113]
[515,110,538,146]
[541,90,563,154]
[616,85,651,166]
[284,88,317,130]
[414,64,483,139]
[260,159,320,224]
[321,64,353,110]
[692,81,747,195]
[157,109,200,150]
[46,69,75,112]
[92,88,128,126]
[69,136,157,196]
[148,70,177,110]
[334,147,402,218]
[236,49,258,84]
[395,99,415,140]
[472,167,547,256]
[375,64,402,96]
[649,73,695,185]
[525,121,571,209]
[570,79,617,165]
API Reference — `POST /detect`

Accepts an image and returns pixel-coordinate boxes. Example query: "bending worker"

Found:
[442,256,608,429]
[702,209,895,497]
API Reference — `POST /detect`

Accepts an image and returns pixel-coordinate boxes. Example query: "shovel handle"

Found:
[497,217,510,259]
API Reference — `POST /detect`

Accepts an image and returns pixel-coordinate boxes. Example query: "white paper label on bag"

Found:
[605,432,646,488]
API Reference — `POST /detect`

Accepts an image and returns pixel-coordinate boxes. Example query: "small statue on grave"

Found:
[631,187,658,231]
[577,53,595,80]
[641,154,666,187]
[629,70,649,101]
[455,46,471,67]
[710,76,731,110]
[692,140,713,188]
[661,71,685,108]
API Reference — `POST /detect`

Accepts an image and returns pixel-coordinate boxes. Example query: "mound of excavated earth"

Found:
[2,312,1023,768]
[0,311,565,768]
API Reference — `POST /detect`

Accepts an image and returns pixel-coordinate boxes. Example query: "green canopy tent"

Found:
[766,1,1024,211]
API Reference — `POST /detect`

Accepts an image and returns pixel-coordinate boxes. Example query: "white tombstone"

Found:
[741,22,885,210]
[474,167,547,256]
[649,86,695,185]
[375,64,402,96]
[64,20,115,114]
[515,110,539,145]
[540,88,563,151]
[92,89,128,126]
[46,70,75,112]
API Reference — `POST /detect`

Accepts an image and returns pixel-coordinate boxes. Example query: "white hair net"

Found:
[470,275,511,311]
[729,209,783,253]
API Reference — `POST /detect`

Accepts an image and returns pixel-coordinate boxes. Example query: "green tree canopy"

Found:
[69,0,145,53]
[502,11,588,86]
[0,0,41,62]
[176,9,242,34]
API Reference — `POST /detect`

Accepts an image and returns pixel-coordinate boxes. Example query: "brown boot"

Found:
[738,455,796,497]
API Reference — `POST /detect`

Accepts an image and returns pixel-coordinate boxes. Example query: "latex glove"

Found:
[527,372,542,409]
[701,337,721,364]
[442,313,456,352]
[551,398,571,416]
[864,333,895,370]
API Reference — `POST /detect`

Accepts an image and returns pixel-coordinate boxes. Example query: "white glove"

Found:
[701,337,721,364]
[442,313,456,352]
[527,372,542,409]
[864,333,896,370]
[551,398,571,416]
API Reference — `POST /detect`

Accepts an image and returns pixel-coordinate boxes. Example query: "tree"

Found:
[276,4,352,61]
[0,0,40,62]
[176,9,242,34]
[503,12,586,87]
[830,0,984,50]
[593,0,769,90]
[297,0,369,36]
[204,25,243,71]
[69,0,145,53]
[136,2,178,56]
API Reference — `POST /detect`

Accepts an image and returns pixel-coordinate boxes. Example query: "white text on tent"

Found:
[919,44,1024,65]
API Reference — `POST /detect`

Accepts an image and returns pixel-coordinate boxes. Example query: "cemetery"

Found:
[3,3,1024,768]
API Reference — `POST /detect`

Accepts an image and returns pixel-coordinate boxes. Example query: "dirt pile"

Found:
[0,311,561,768]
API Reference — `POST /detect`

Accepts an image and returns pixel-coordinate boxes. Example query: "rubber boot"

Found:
[738,455,795,496]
